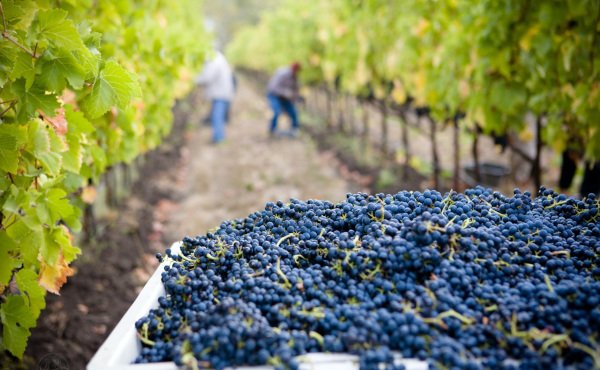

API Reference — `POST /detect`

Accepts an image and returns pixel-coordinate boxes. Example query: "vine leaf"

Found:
[64,105,94,134]
[6,220,43,267]
[38,189,74,225]
[0,295,37,358]
[10,51,36,89]
[43,107,68,136]
[38,52,86,91]
[0,129,19,173]
[38,252,74,295]
[82,61,141,118]
[15,269,46,317]
[13,80,60,121]
[0,232,21,288]
[62,132,83,173]
[39,228,61,267]
[34,9,86,51]
[26,119,64,176]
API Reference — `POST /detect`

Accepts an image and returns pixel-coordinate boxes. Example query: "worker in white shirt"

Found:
[195,51,235,143]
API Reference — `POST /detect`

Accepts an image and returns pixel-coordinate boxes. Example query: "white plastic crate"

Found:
[87,243,429,370]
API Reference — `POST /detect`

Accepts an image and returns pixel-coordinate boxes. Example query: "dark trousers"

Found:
[267,93,298,133]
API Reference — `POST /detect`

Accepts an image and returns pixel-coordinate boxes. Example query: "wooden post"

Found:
[380,101,388,157]
[531,115,543,191]
[105,167,116,207]
[337,93,346,133]
[361,100,370,144]
[472,127,481,183]
[326,88,334,130]
[452,115,461,191]
[428,114,440,189]
[82,203,96,243]
[399,109,411,170]
[347,95,357,135]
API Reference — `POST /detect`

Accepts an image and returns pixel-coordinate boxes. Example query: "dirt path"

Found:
[160,76,352,244]
[23,77,353,370]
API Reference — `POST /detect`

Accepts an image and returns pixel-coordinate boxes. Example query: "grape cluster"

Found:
[135,187,600,369]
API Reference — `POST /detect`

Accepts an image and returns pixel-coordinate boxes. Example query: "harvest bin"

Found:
[87,243,428,370]
[463,162,510,187]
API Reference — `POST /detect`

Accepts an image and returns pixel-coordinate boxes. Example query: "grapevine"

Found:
[228,0,600,162]
[0,0,208,358]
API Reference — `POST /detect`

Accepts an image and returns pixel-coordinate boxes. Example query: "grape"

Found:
[135,187,600,369]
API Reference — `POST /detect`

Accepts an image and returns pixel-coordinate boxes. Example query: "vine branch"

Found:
[0,99,17,117]
[0,2,38,58]
[590,4,600,76]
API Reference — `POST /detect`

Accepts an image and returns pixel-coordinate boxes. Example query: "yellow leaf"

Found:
[561,84,575,98]
[81,186,97,204]
[519,128,534,142]
[355,59,370,87]
[309,53,321,66]
[459,79,470,99]
[392,81,407,104]
[374,85,385,100]
[38,253,74,295]
[519,25,539,52]
[413,70,427,105]
[413,18,430,37]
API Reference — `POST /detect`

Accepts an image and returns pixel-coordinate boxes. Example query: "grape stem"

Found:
[137,323,156,346]
[309,331,325,347]
[277,232,299,247]
[275,257,292,289]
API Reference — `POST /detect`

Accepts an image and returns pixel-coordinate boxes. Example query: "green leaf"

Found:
[10,51,36,90]
[46,188,74,223]
[489,80,527,115]
[0,232,21,287]
[15,269,46,317]
[82,61,141,119]
[13,80,60,121]
[62,171,86,192]
[39,227,61,266]
[2,185,29,215]
[0,130,19,173]
[0,124,26,173]
[1,295,36,331]
[62,132,83,173]
[1,295,35,358]
[6,220,42,267]
[48,125,67,152]
[2,321,29,359]
[65,105,95,134]
[60,234,81,263]
[90,145,107,175]
[27,119,62,176]
[28,119,49,152]
[35,199,51,226]
[38,51,86,91]
[37,152,62,176]
[0,35,17,88]
[35,9,86,51]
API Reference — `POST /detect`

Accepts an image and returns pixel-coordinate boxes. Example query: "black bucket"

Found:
[463,162,510,187]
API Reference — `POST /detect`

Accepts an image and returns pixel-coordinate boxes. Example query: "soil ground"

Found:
[21,76,357,370]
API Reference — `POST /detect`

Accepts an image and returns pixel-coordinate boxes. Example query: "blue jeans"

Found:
[267,93,298,133]
[211,99,229,143]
